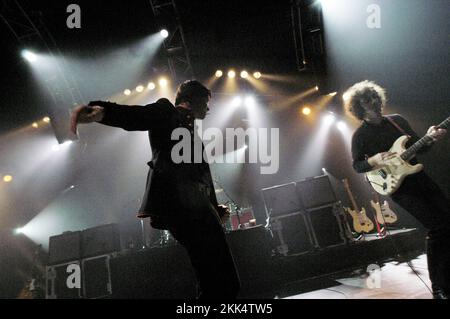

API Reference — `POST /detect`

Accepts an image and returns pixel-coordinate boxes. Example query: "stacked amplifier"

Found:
[46,224,121,299]
[262,175,348,256]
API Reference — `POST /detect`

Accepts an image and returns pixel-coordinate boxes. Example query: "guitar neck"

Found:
[401,116,450,161]
[373,191,381,204]
[343,180,360,212]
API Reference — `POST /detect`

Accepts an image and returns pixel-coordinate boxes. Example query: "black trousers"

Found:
[391,173,450,293]
[168,208,241,299]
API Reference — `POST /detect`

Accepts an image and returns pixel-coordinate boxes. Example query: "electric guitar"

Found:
[370,193,398,225]
[343,179,374,234]
[366,116,450,195]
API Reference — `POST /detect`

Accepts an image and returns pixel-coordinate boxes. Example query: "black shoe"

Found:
[433,289,448,299]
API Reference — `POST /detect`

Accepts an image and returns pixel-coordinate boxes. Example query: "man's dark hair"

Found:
[344,80,387,120]
[175,80,211,106]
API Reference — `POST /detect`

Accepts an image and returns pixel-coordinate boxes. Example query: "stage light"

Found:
[215,70,223,78]
[43,117,51,123]
[15,227,24,235]
[62,141,73,147]
[160,29,169,39]
[328,92,338,97]
[302,107,312,116]
[315,86,320,91]
[147,82,156,90]
[240,71,249,79]
[253,72,262,79]
[245,96,256,108]
[32,122,39,129]
[21,50,37,63]
[159,78,169,87]
[337,121,347,131]
[136,85,144,93]
[231,96,243,108]
[124,89,132,96]
[3,175,13,183]
[322,168,327,174]
[316,0,331,5]
[324,113,336,125]
[228,70,236,79]
[343,92,351,102]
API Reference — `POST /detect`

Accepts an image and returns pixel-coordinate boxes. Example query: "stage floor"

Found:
[362,228,419,241]
[283,254,432,299]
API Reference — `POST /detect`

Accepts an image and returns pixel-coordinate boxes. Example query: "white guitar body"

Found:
[370,200,398,224]
[366,136,424,196]
[345,207,374,234]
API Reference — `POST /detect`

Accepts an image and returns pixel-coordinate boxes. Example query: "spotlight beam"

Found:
[298,113,336,177]
[21,50,37,63]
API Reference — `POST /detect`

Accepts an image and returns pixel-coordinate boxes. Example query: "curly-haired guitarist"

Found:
[345,80,449,299]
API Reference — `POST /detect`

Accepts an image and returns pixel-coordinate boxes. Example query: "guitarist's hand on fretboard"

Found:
[366,115,449,196]
[426,126,447,143]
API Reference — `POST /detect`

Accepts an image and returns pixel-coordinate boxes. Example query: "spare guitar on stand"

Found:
[368,191,399,237]
[342,179,374,240]
[371,191,398,227]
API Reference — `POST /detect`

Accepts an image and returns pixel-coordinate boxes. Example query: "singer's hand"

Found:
[216,205,231,225]
[70,105,105,135]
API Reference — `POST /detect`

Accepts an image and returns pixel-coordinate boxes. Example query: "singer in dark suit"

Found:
[71,80,240,299]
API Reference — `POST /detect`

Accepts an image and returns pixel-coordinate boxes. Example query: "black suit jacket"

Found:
[89,99,220,229]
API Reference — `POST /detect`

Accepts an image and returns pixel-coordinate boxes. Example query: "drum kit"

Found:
[139,178,256,248]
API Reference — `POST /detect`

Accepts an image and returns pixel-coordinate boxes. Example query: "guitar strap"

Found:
[385,116,408,136]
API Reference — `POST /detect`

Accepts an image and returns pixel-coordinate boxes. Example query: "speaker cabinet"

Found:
[82,255,112,299]
[226,226,273,295]
[262,183,303,217]
[270,212,315,256]
[296,175,337,209]
[48,232,81,266]
[46,261,82,299]
[109,246,197,299]
[307,204,347,249]
[81,224,121,259]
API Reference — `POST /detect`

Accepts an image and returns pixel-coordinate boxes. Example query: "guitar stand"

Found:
[370,201,387,238]
[353,232,366,242]
[377,226,387,238]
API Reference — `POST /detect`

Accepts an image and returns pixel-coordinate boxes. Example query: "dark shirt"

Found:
[88,99,219,226]
[175,107,215,187]
[351,114,431,173]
